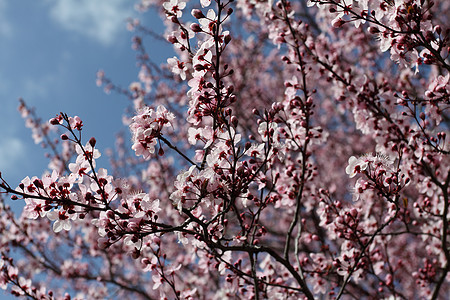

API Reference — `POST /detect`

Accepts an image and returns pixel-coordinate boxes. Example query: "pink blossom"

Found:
[47,209,74,232]
[345,156,368,178]
[162,0,186,18]
[167,56,187,80]
[130,105,175,160]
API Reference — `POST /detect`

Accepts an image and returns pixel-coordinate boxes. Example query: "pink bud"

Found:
[231,116,238,127]
[194,64,205,71]
[434,25,441,35]
[224,34,231,44]
[332,18,345,28]
[191,9,205,19]
[131,248,141,259]
[49,118,60,125]
[158,147,165,156]
[106,210,115,219]
[167,35,177,44]
[190,23,202,32]
[368,27,380,34]
[89,137,96,147]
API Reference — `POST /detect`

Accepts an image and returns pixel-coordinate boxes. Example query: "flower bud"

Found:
[434,25,442,35]
[49,118,60,125]
[231,116,238,127]
[368,26,379,34]
[33,179,44,189]
[224,34,231,44]
[332,18,345,28]
[190,23,202,32]
[194,64,205,71]
[191,9,205,19]
[167,35,178,44]
[106,210,115,219]
[89,137,96,147]
[131,248,141,259]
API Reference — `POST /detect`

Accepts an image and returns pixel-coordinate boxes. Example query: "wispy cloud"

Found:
[47,0,134,46]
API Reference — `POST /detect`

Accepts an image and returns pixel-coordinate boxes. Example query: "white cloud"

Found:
[47,0,134,46]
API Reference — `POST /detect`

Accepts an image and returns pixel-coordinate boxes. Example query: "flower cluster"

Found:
[130,105,175,159]
[15,171,79,232]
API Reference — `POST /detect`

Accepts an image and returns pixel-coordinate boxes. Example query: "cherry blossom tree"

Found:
[1,0,449,299]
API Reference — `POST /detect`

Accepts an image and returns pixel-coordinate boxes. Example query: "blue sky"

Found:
[0,1,171,296]
[0,0,170,186]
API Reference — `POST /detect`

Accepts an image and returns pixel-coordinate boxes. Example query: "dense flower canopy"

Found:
[0,0,449,299]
